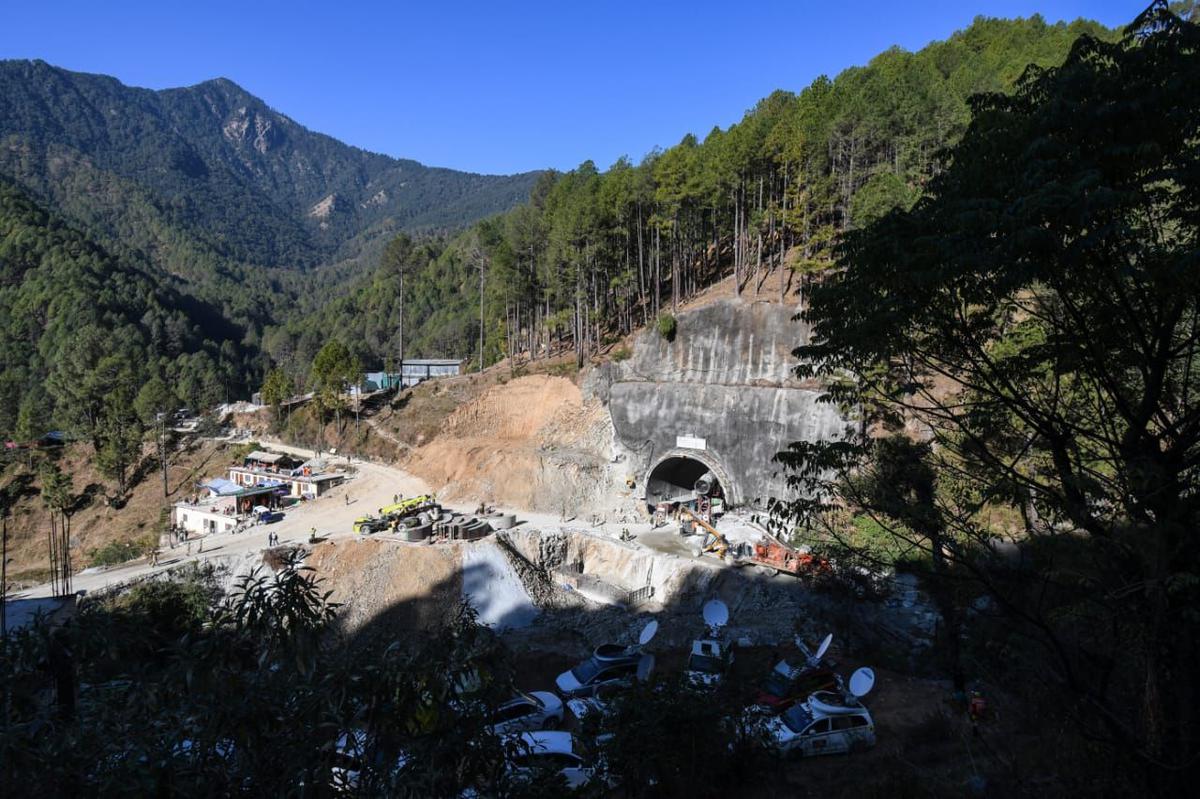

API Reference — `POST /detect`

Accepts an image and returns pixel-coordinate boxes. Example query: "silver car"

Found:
[490,690,565,735]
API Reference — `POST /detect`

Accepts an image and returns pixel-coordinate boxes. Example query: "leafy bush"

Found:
[90,538,151,567]
[611,345,631,362]
[656,313,677,342]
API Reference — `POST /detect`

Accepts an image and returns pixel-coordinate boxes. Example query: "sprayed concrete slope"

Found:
[590,298,848,509]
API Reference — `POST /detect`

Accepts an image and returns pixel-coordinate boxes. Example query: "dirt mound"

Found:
[404,375,614,513]
[305,538,462,636]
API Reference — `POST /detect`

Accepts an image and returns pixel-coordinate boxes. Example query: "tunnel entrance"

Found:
[645,456,725,510]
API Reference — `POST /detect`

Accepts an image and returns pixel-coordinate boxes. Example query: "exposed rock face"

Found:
[594,299,848,509]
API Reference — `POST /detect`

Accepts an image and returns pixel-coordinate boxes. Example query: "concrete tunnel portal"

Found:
[644,450,735,511]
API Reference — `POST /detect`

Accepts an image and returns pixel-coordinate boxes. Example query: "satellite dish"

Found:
[638,619,659,646]
[848,667,876,700]
[813,633,833,663]
[702,599,729,629]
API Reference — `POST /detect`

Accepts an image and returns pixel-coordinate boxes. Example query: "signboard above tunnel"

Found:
[676,435,707,450]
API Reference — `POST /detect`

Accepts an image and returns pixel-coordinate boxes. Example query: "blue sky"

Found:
[1,1,1140,174]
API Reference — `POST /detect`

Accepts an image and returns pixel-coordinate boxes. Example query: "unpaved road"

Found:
[17,439,700,600]
[16,443,431,600]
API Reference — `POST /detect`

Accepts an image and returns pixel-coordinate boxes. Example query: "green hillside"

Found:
[0,60,541,272]
[288,14,1119,377]
[0,179,249,444]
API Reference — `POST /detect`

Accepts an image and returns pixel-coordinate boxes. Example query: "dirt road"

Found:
[16,445,431,600]
[17,439,687,601]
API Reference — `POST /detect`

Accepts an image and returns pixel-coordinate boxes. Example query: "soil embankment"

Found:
[404,374,615,515]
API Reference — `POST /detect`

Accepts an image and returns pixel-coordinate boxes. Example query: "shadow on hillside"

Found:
[321,540,968,797]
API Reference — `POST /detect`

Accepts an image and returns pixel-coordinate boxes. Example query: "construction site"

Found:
[6,291,977,789]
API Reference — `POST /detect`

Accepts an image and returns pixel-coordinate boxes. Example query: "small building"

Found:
[228,464,345,500]
[242,450,303,473]
[172,499,239,537]
[401,359,462,387]
[202,478,283,513]
[363,359,463,392]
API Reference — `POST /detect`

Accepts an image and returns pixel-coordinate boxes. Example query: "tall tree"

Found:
[778,5,1200,787]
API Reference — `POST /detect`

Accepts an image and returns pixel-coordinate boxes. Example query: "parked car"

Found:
[490,690,565,735]
[759,668,877,757]
[753,634,839,714]
[753,660,839,714]
[556,621,658,698]
[685,600,735,688]
[256,509,284,524]
[506,731,598,790]
[685,637,734,687]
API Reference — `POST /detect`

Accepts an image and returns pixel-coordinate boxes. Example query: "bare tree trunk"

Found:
[159,421,169,498]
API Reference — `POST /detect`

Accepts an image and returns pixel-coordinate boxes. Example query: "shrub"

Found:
[611,345,631,362]
[656,313,677,341]
[90,538,150,567]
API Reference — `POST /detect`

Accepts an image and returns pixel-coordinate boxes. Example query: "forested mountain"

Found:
[0,60,541,270]
[0,179,247,463]
[282,14,1119,377]
[0,14,1123,436]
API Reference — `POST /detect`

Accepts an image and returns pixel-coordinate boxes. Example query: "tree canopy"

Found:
[777,3,1200,790]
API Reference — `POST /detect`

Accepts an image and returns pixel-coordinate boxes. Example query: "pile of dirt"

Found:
[304,537,462,636]
[404,375,614,513]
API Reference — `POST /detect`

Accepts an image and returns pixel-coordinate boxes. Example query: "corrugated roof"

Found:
[402,359,462,366]
[245,450,283,463]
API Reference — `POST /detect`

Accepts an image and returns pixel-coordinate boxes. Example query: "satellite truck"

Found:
[685,599,735,687]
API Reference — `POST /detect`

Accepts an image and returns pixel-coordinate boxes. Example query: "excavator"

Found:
[681,507,828,577]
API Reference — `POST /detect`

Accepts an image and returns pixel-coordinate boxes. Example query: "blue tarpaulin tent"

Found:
[203,478,241,496]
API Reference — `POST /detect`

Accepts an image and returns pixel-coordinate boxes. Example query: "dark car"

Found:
[754,660,840,715]
[555,621,659,698]
[256,510,284,524]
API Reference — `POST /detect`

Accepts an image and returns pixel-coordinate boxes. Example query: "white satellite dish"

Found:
[638,619,659,646]
[813,633,833,663]
[848,667,876,700]
[702,599,729,630]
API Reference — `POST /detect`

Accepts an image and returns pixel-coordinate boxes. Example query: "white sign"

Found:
[676,435,707,451]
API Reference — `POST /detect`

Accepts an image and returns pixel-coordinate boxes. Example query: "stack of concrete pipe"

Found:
[432,513,493,541]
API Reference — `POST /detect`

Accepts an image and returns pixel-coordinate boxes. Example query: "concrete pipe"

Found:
[694,471,717,497]
[402,523,432,542]
[490,512,517,530]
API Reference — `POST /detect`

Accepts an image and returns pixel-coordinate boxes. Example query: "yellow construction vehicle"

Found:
[378,494,436,518]
[680,507,732,562]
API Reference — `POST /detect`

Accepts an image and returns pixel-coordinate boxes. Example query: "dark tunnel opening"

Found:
[645,456,724,510]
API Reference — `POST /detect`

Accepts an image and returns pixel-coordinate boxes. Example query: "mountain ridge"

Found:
[0,59,542,272]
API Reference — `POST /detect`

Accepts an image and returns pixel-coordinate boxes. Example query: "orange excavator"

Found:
[681,507,828,577]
